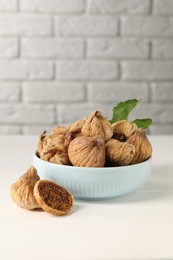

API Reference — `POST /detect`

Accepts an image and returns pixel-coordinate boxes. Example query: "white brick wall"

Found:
[87,39,149,59]
[0,0,173,135]
[0,60,53,80]
[20,0,85,13]
[0,38,18,58]
[87,82,149,102]
[88,0,151,14]
[21,38,84,58]
[0,14,52,36]
[23,82,85,102]
[122,61,173,80]
[56,16,118,36]
[121,16,173,37]
[58,60,118,80]
[152,40,173,59]
[154,0,173,15]
[0,82,21,102]
[0,104,55,124]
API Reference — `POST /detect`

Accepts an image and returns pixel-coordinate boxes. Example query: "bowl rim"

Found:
[33,151,152,171]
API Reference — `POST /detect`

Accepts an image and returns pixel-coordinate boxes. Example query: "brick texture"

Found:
[122,61,173,80]
[88,82,149,102]
[57,103,113,124]
[0,38,18,58]
[0,82,21,101]
[58,60,118,80]
[121,17,173,36]
[131,104,173,124]
[21,38,84,58]
[89,0,151,14]
[0,105,55,124]
[0,0,173,135]
[151,83,173,101]
[87,38,149,59]
[23,82,86,102]
[152,39,173,59]
[154,0,173,15]
[56,16,118,36]
[0,14,52,36]
[0,60,53,80]
[20,0,84,13]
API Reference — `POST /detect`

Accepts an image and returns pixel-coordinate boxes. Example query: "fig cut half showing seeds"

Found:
[34,180,73,216]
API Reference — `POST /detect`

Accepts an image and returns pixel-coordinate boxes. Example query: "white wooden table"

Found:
[0,135,173,260]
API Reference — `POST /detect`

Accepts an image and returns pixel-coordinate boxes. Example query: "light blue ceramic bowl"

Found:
[33,152,152,200]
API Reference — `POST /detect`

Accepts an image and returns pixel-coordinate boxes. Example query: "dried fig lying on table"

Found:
[10,166,40,210]
[34,180,73,216]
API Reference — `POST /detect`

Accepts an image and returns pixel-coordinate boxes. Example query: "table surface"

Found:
[0,135,173,260]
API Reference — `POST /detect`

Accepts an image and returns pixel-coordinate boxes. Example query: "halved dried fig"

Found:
[34,180,73,216]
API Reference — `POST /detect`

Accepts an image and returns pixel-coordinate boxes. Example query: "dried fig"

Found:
[38,131,70,165]
[111,120,138,141]
[10,166,40,210]
[34,180,73,216]
[61,118,87,147]
[69,118,87,135]
[82,110,113,141]
[51,125,71,135]
[126,129,152,164]
[68,135,106,167]
[106,139,135,166]
[37,130,47,155]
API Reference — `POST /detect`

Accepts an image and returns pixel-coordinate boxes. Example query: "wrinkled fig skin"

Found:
[63,119,87,144]
[10,166,40,210]
[51,125,71,135]
[111,120,138,141]
[126,130,152,164]
[106,139,135,166]
[68,135,106,167]
[37,130,47,156]
[69,118,87,135]
[82,110,113,141]
[38,131,70,165]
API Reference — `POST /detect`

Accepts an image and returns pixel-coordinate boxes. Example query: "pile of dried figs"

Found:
[37,99,153,167]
